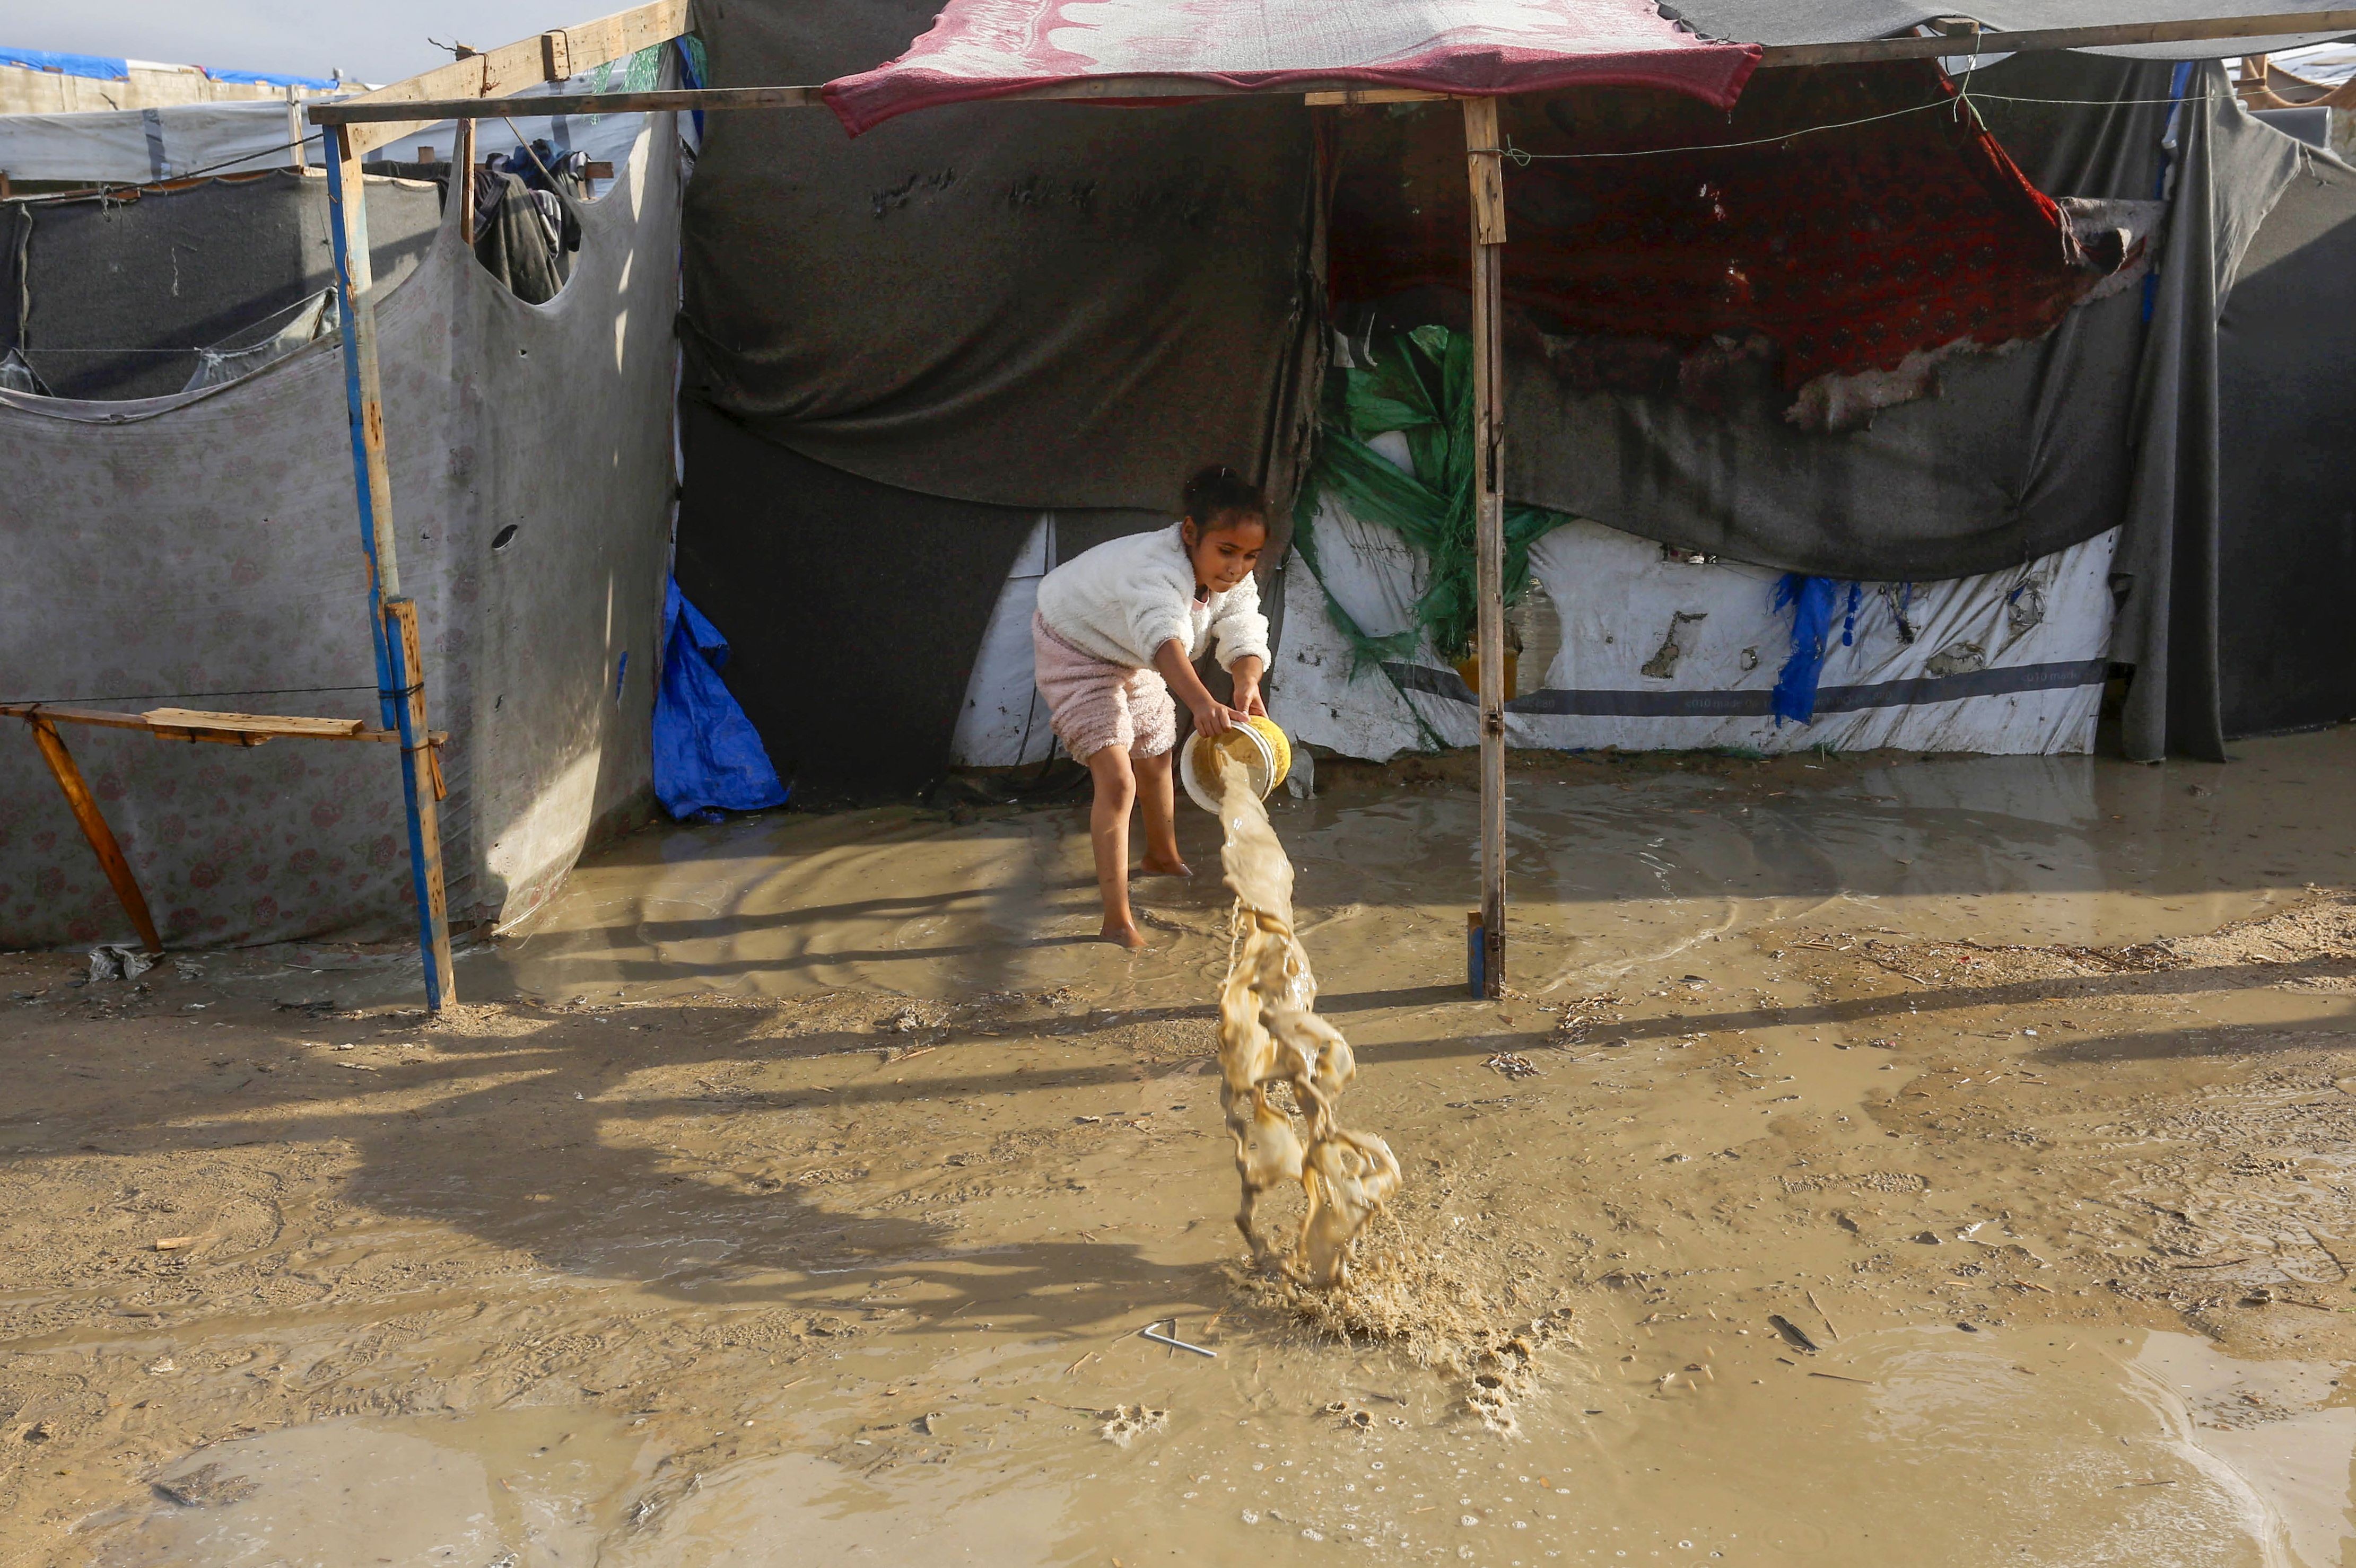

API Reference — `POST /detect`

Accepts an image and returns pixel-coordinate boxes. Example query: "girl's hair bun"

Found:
[1182,464,1267,527]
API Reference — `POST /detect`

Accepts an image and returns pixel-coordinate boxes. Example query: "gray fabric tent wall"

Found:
[669,0,1326,791]
[679,0,1324,516]
[2216,154,2356,736]
[674,401,1168,794]
[0,124,682,949]
[2110,68,2310,761]
[2,171,442,401]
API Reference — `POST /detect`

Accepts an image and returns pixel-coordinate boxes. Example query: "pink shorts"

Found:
[1032,613,1178,763]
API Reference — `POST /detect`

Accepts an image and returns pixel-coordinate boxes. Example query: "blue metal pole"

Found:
[321,126,452,1010]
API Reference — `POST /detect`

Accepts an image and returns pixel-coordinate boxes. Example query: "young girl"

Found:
[1033,466,1271,948]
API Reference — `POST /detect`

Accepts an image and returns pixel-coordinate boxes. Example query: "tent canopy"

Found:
[820,0,1762,133]
[1662,0,2356,58]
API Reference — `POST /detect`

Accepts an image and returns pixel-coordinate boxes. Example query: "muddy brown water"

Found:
[4,733,2355,1565]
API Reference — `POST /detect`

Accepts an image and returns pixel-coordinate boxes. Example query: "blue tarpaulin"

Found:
[207,67,338,89]
[653,578,789,820]
[0,49,336,88]
[0,48,130,80]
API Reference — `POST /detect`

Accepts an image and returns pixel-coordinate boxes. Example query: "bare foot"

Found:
[1100,919,1147,950]
[1138,854,1193,878]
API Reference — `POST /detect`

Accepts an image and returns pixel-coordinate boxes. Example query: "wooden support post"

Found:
[456,115,477,244]
[285,86,307,170]
[25,716,162,955]
[1463,96,1508,1000]
[385,598,455,994]
[322,125,455,1011]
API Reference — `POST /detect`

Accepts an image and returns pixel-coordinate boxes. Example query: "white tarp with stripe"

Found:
[1270,501,2118,760]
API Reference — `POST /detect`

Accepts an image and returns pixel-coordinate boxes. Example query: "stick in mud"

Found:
[1210,751,1401,1287]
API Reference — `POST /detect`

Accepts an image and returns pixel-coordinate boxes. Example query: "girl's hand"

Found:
[1233,681,1267,718]
[1192,700,1247,737]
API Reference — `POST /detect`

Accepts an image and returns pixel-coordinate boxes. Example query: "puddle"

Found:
[472,733,2356,1011]
[68,1326,2356,1567]
[603,1451,1075,1566]
[10,732,2355,1566]
[89,1409,650,1567]
[2138,1331,2356,1568]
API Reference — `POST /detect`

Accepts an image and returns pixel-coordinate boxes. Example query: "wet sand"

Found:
[4,731,2354,1566]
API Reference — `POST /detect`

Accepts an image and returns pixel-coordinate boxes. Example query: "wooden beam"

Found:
[322,126,455,1013]
[310,7,2356,128]
[1462,96,1508,1002]
[311,85,831,124]
[1758,9,2356,67]
[284,86,308,170]
[1304,87,1450,106]
[24,716,163,956]
[329,0,689,155]
[143,710,368,741]
[0,702,434,744]
[310,75,1419,125]
[0,703,153,731]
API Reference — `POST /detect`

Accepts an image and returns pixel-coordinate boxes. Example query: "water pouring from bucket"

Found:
[1181,715,1292,812]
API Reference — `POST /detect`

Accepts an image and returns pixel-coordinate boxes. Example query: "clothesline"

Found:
[0,685,375,706]
[1503,87,2206,163]
[6,84,2216,192]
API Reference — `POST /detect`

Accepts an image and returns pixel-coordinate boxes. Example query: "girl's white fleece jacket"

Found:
[1034,522,1271,673]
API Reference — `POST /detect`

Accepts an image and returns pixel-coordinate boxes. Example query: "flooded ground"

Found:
[3,730,2354,1566]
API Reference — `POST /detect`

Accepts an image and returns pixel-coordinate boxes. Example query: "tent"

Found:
[657,3,2356,791]
[9,0,2353,1008]
[1276,46,2356,762]
[0,110,685,952]
[300,0,2356,1005]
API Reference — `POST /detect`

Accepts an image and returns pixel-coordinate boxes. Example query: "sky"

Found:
[0,0,594,85]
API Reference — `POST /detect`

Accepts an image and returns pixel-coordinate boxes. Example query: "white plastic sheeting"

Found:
[1271,498,2119,761]
[0,100,313,182]
[953,514,1061,767]
[0,49,678,184]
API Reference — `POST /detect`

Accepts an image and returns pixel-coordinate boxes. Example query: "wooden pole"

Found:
[285,87,307,170]
[322,125,455,1011]
[1463,96,1507,1001]
[25,716,163,955]
[455,115,477,245]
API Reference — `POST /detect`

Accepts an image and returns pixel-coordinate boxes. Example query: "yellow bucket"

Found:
[1180,716,1292,813]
